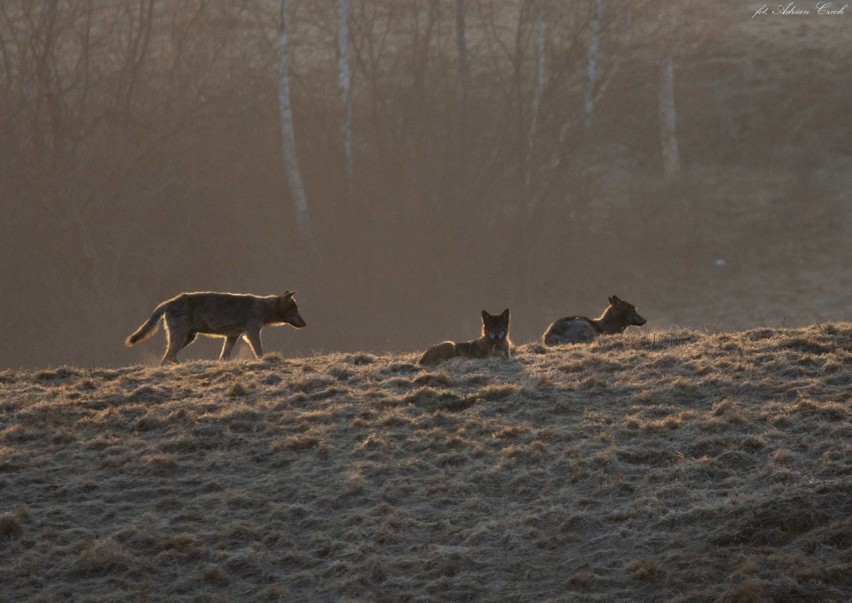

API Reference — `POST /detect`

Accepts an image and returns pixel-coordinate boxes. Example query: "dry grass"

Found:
[0,324,850,601]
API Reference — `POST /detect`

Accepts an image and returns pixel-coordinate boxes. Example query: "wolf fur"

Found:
[542,295,646,345]
[126,291,306,365]
[418,309,512,366]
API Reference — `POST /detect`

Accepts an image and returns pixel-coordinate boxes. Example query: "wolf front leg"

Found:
[243,329,264,359]
[220,335,240,360]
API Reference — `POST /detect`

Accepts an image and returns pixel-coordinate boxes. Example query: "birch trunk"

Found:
[584,0,602,132]
[456,0,469,102]
[455,0,470,149]
[659,54,680,180]
[337,0,353,195]
[526,2,546,192]
[277,0,315,245]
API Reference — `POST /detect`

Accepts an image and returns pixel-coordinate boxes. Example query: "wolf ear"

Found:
[609,295,620,305]
[501,308,510,318]
[481,310,489,320]
[282,290,295,298]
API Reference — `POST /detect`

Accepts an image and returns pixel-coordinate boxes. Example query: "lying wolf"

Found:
[542,295,646,345]
[418,309,512,366]
[126,291,306,365]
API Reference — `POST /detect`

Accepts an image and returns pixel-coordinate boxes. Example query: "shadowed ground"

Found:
[1,324,850,601]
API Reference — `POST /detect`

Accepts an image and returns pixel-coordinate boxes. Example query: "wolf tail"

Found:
[125,301,170,347]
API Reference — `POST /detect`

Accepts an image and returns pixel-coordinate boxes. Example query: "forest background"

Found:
[1,0,849,368]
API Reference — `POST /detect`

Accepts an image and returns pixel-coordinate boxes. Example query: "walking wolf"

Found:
[126,291,306,365]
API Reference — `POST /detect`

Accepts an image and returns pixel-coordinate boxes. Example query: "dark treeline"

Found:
[1,0,848,367]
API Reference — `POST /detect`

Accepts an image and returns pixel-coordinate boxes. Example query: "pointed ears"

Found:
[281,290,296,298]
[501,308,510,318]
[608,295,621,305]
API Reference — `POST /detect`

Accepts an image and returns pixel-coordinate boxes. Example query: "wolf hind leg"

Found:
[160,316,188,366]
[184,332,197,349]
[220,335,240,360]
[418,341,455,365]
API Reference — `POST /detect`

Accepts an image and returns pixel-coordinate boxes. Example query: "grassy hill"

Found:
[1,325,850,601]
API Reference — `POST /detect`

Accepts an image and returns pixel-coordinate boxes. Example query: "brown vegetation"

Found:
[1,324,850,600]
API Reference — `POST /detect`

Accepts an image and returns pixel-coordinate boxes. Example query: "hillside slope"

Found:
[1,325,850,601]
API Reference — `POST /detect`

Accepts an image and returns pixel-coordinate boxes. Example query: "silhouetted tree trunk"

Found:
[277,0,316,251]
[337,0,353,197]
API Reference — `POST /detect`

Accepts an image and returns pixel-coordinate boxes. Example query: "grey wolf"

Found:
[542,295,646,345]
[126,291,306,365]
[418,309,512,366]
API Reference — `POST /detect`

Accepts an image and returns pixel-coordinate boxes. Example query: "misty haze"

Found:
[1,0,848,368]
[0,1,850,601]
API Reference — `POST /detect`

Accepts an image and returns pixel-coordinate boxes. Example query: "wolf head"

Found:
[607,295,646,327]
[481,309,510,341]
[279,291,307,328]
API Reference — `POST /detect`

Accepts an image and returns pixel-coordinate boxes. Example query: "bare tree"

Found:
[455,0,469,111]
[659,54,679,180]
[525,0,546,191]
[584,0,602,132]
[337,0,353,196]
[277,0,316,250]
[658,0,680,180]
